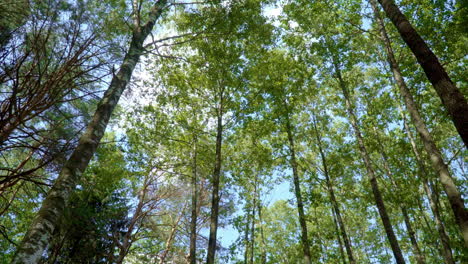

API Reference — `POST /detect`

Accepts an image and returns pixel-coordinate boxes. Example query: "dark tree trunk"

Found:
[370,0,468,246]
[285,115,312,264]
[11,2,168,263]
[257,200,267,264]
[189,136,198,264]
[376,0,468,148]
[206,100,224,264]
[311,115,355,264]
[331,207,347,264]
[375,138,425,264]
[330,51,405,263]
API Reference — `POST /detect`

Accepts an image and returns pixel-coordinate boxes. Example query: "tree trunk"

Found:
[206,100,224,264]
[370,0,468,246]
[331,53,405,263]
[11,2,167,263]
[376,0,468,147]
[311,115,355,264]
[375,138,425,264]
[285,115,312,264]
[331,207,347,264]
[424,181,455,264]
[250,182,257,264]
[400,111,455,264]
[257,200,267,264]
[400,207,426,264]
[189,136,198,264]
[244,205,251,264]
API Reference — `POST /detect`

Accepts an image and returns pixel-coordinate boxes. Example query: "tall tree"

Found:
[250,50,314,264]
[1,0,466,263]
[310,112,355,264]
[329,44,406,263]
[399,108,455,264]
[370,0,468,246]
[12,1,168,262]
[376,0,468,147]
[206,83,226,264]
[189,134,199,264]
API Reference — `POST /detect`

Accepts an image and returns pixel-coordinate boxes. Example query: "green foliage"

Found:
[1,0,466,263]
[44,134,132,263]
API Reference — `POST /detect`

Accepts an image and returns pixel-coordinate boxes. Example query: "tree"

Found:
[249,50,314,264]
[376,0,468,148]
[0,0,29,49]
[12,1,169,262]
[330,48,405,263]
[44,134,130,264]
[370,0,468,247]
[1,0,466,263]
[310,111,355,264]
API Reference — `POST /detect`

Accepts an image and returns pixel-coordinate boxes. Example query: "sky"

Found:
[217,178,293,247]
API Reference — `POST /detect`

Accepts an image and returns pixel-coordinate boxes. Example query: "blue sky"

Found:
[217,179,293,247]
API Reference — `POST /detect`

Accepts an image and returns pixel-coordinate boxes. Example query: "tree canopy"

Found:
[0,0,466,263]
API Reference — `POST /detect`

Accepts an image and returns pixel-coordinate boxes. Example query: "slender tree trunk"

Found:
[331,207,347,264]
[400,111,455,264]
[189,136,198,264]
[369,0,468,246]
[375,138,425,264]
[250,183,257,264]
[400,207,426,264]
[206,99,224,264]
[285,115,312,264]
[311,115,355,264]
[331,55,405,263]
[257,200,267,264]
[424,181,455,264]
[244,205,251,264]
[375,0,468,147]
[10,3,167,263]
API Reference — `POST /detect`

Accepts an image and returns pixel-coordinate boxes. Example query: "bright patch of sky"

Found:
[263,5,282,18]
[262,4,282,27]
